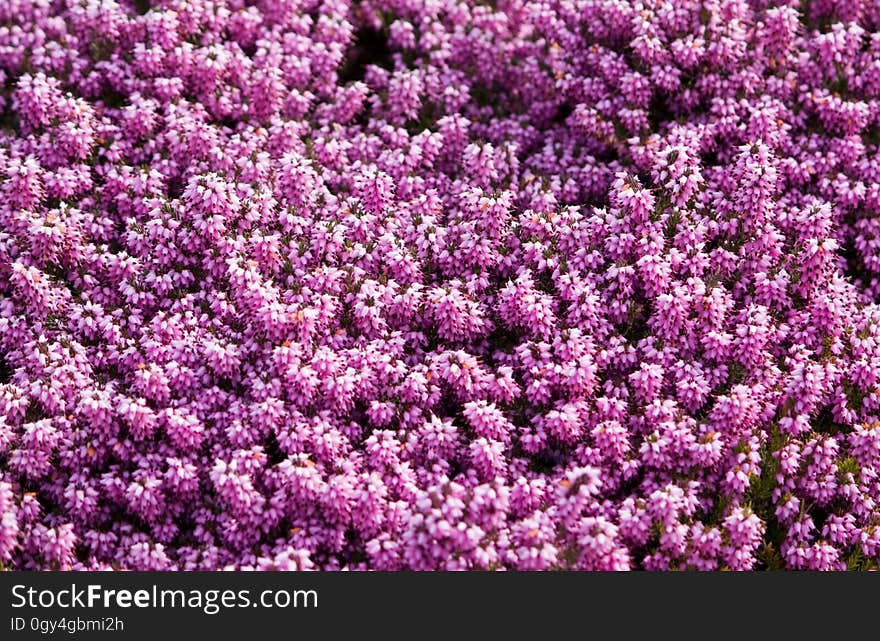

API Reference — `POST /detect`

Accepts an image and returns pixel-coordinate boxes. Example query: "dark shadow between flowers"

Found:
[0,354,10,385]
[339,25,394,84]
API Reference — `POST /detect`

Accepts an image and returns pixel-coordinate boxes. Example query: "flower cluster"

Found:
[3,0,880,571]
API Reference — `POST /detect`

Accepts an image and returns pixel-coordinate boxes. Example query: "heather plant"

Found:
[2,0,880,571]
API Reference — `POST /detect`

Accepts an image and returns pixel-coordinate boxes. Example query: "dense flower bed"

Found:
[2,0,880,570]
